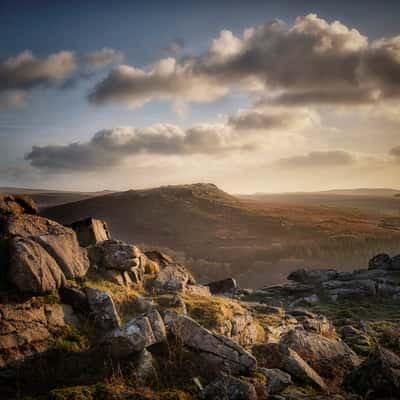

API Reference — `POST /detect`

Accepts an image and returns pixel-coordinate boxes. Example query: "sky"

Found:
[0,0,399,193]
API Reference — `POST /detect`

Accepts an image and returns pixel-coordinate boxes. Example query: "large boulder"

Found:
[368,253,392,270]
[391,254,400,270]
[164,311,256,374]
[288,268,338,284]
[8,237,66,294]
[0,302,77,367]
[252,343,327,391]
[151,263,195,293]
[88,239,142,271]
[103,310,166,357]
[85,287,120,333]
[344,346,400,398]
[206,278,238,294]
[69,217,111,247]
[322,279,376,300]
[258,368,292,394]
[5,214,89,280]
[202,375,257,400]
[280,329,360,385]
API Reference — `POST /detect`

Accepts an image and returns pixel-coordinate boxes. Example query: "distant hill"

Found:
[42,183,400,287]
[0,187,114,208]
[241,188,400,216]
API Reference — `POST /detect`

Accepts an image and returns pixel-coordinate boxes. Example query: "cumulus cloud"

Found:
[275,150,356,168]
[228,107,318,132]
[0,48,123,109]
[0,50,77,93]
[25,124,246,172]
[84,48,123,69]
[25,102,316,172]
[89,14,400,109]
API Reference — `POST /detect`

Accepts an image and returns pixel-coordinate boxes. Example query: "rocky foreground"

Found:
[0,194,399,399]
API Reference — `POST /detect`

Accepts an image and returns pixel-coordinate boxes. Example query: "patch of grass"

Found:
[282,384,319,396]
[52,325,90,352]
[30,292,60,308]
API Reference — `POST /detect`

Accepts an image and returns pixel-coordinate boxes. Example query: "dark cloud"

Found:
[89,14,400,109]
[276,150,356,168]
[0,51,77,93]
[25,124,247,172]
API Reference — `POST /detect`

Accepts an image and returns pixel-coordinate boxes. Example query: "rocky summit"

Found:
[0,194,400,399]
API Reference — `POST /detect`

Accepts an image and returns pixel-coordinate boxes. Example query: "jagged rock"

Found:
[151,263,195,293]
[252,343,327,391]
[103,310,166,357]
[258,368,292,393]
[85,287,120,333]
[88,239,142,271]
[339,325,372,355]
[0,194,37,217]
[4,214,89,280]
[322,279,376,299]
[164,311,257,374]
[0,302,77,367]
[145,250,173,267]
[69,217,111,247]
[280,329,360,385]
[8,237,66,294]
[131,349,155,383]
[206,278,237,294]
[281,347,328,391]
[289,294,320,308]
[59,285,89,313]
[344,346,400,398]
[202,375,257,400]
[224,313,264,347]
[368,253,392,270]
[288,269,338,284]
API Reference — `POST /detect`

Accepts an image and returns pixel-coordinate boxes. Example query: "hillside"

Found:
[42,183,400,287]
[241,190,400,217]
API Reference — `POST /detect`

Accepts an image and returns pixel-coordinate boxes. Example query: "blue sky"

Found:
[0,0,399,192]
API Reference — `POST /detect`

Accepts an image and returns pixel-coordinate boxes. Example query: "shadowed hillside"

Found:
[41,183,400,287]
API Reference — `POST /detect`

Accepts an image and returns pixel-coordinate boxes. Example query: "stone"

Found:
[288,268,338,284]
[0,194,37,217]
[368,253,392,270]
[132,349,155,383]
[0,302,77,367]
[69,217,111,247]
[88,239,142,271]
[344,346,400,397]
[5,214,89,279]
[145,250,173,267]
[280,329,360,385]
[152,263,195,293]
[206,278,238,294]
[85,287,120,333]
[202,375,257,400]
[59,285,89,313]
[8,237,66,294]
[322,279,376,299]
[103,310,166,357]
[281,347,328,391]
[258,368,292,394]
[164,311,257,374]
